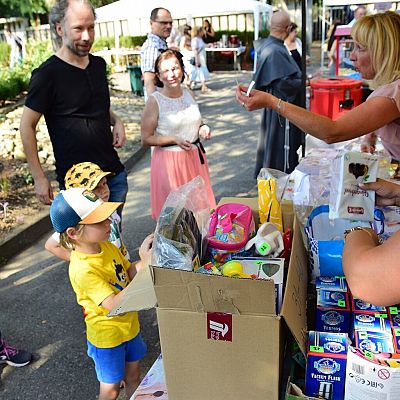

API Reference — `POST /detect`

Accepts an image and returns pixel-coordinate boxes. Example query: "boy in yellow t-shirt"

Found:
[49,187,153,400]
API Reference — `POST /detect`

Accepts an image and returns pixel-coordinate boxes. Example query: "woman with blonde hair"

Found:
[237,11,400,160]
[191,26,211,92]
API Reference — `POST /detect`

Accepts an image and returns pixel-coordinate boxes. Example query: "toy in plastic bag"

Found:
[152,176,210,271]
[206,203,255,266]
[257,168,288,232]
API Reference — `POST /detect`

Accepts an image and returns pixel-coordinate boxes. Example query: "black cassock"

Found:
[253,36,304,177]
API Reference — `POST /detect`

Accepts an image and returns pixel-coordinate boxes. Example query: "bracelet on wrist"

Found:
[344,227,380,244]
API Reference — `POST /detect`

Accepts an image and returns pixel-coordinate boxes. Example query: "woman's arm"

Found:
[140,97,192,150]
[236,85,400,144]
[343,228,400,306]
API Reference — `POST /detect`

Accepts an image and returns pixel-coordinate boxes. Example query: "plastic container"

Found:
[127,65,143,96]
[309,77,362,120]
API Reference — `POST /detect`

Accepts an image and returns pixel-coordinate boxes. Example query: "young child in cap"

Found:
[45,162,130,262]
[50,187,153,400]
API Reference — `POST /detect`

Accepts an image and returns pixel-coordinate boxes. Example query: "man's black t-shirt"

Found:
[25,54,124,185]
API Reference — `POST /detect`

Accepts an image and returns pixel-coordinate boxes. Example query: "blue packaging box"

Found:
[353,313,391,332]
[393,327,400,354]
[389,306,400,329]
[352,296,387,314]
[316,276,348,292]
[354,330,394,354]
[316,289,351,333]
[305,331,348,400]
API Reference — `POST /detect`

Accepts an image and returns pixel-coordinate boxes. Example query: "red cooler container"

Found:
[309,77,362,120]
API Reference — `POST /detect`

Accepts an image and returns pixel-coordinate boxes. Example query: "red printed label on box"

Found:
[207,312,232,342]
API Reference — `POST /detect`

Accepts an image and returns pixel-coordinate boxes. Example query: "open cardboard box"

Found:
[110,198,309,400]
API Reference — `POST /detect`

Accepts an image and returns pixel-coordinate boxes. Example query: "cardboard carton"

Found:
[111,198,309,400]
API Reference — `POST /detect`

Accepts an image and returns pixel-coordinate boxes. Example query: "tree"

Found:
[0,0,48,19]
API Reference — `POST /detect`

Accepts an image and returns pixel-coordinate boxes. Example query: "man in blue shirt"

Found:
[140,7,172,101]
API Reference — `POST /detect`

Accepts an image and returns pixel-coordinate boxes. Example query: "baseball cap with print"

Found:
[50,187,122,233]
[64,162,112,191]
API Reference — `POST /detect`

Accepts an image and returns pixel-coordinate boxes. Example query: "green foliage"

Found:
[0,176,10,193]
[92,35,147,52]
[0,39,52,104]
[0,42,10,67]
[22,170,34,185]
[0,0,48,18]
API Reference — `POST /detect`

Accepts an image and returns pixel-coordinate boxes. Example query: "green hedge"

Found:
[92,35,147,52]
[0,39,53,105]
[0,42,10,67]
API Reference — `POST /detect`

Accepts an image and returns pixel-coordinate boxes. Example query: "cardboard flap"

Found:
[153,267,277,315]
[108,264,157,316]
[281,216,308,356]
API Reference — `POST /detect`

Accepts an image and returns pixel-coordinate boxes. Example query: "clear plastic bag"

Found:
[152,176,211,271]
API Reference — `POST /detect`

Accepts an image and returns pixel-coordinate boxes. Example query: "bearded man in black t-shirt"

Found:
[20,0,128,211]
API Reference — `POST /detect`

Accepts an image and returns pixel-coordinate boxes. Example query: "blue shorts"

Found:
[87,334,147,384]
[107,169,128,203]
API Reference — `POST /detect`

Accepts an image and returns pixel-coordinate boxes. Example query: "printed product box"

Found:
[316,276,348,292]
[305,331,348,400]
[235,257,285,313]
[316,289,351,333]
[388,306,400,328]
[353,313,391,333]
[345,346,400,399]
[354,330,394,354]
[393,328,400,354]
[110,198,310,400]
[352,297,387,314]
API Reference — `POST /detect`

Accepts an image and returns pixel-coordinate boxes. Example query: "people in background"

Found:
[348,5,367,26]
[4,26,24,69]
[284,23,302,71]
[203,19,217,44]
[179,24,194,87]
[191,26,211,93]
[140,50,216,220]
[140,7,172,101]
[19,0,128,214]
[249,10,303,175]
[237,12,400,162]
[326,20,344,76]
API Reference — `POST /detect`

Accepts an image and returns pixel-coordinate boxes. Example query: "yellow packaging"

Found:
[257,178,283,232]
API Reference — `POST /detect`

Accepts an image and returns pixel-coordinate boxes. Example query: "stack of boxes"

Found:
[306,276,400,399]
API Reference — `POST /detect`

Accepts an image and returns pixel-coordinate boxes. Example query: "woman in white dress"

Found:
[179,24,194,87]
[191,26,210,93]
[140,50,216,220]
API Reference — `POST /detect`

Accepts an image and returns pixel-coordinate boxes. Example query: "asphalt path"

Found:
[0,70,261,399]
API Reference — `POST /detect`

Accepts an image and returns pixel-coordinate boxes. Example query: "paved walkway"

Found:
[0,70,262,399]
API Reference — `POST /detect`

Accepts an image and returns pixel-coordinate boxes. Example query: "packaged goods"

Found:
[305,331,348,400]
[329,151,378,221]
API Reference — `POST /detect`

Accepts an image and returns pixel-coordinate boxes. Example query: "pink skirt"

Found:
[150,146,216,220]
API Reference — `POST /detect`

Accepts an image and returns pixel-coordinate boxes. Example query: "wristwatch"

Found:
[343,227,379,243]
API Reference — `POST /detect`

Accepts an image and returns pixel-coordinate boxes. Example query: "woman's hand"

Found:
[199,124,211,140]
[359,178,400,206]
[175,137,192,151]
[235,85,273,112]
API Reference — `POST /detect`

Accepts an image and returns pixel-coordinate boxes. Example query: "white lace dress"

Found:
[149,88,216,220]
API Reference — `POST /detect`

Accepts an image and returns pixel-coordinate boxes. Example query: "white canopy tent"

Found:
[95,0,272,69]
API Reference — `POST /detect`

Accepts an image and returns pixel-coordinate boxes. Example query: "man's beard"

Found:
[66,41,91,57]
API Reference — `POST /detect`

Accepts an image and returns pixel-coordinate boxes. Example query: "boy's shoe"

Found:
[0,338,32,367]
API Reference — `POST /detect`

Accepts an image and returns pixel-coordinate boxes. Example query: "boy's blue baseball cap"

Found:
[50,187,121,233]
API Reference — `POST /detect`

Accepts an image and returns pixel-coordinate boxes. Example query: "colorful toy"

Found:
[221,260,255,279]
[245,222,284,257]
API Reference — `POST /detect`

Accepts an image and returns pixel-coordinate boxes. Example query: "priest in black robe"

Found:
[253,11,304,177]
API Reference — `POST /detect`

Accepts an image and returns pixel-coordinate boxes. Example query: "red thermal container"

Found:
[309,77,362,120]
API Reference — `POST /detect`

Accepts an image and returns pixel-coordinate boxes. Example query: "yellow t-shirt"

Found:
[69,241,139,348]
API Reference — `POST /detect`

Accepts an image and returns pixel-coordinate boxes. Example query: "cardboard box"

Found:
[305,331,348,400]
[110,198,309,400]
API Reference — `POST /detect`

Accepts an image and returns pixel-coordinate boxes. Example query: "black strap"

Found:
[161,138,206,164]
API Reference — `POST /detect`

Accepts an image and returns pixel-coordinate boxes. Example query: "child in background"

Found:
[45,162,130,262]
[50,187,153,400]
